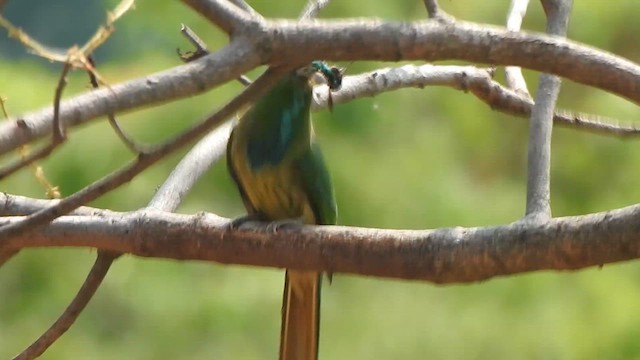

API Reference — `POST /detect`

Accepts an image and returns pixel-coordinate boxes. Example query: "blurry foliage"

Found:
[2,1,640,359]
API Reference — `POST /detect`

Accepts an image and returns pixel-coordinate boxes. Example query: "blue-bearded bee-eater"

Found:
[227,62,341,360]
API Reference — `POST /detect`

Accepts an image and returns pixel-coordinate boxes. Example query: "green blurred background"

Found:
[2,0,640,359]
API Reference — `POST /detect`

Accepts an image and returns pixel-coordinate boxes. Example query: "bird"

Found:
[226,62,340,360]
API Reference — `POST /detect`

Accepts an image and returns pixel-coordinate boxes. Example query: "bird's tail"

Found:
[279,270,322,360]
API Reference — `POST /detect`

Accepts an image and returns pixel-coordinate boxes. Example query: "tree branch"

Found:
[8,105,239,358]
[226,0,263,20]
[0,194,115,217]
[148,121,234,211]
[525,0,572,219]
[0,62,71,180]
[422,0,452,21]
[313,65,640,137]
[1,197,640,284]
[300,0,332,20]
[11,252,117,360]
[3,18,640,155]
[505,0,531,97]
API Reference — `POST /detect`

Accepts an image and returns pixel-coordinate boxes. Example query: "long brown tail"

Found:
[279,270,322,360]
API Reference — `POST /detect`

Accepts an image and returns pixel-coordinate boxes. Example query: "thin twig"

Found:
[0,96,9,118]
[422,0,453,22]
[79,0,135,57]
[1,98,60,198]
[177,24,210,62]
[105,110,149,154]
[312,65,640,137]
[86,56,151,154]
[51,62,70,141]
[0,0,134,65]
[300,0,331,20]
[505,0,531,98]
[227,0,263,19]
[524,0,572,219]
[0,62,71,180]
[11,252,119,360]
[178,24,252,85]
[423,0,440,18]
[0,143,58,180]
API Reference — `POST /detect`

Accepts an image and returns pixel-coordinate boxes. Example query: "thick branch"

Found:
[2,199,640,284]
[4,18,640,155]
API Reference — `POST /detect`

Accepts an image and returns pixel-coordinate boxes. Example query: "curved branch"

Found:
[313,65,640,137]
[256,19,640,102]
[0,62,71,180]
[11,252,117,360]
[4,17,640,155]
[148,121,234,211]
[2,199,640,284]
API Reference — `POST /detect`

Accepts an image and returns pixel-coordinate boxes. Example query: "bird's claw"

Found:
[226,216,304,233]
[226,214,262,231]
[265,218,304,233]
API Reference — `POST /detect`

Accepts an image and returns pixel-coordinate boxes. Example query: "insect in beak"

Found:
[311,61,344,112]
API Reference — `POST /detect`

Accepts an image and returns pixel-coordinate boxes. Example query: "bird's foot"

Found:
[265,218,304,233]
[226,216,304,233]
[226,214,263,231]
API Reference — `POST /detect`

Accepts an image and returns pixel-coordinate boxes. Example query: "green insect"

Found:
[227,62,341,360]
[311,60,343,111]
[311,60,343,91]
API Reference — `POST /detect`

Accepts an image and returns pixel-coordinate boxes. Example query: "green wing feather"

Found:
[295,142,337,225]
